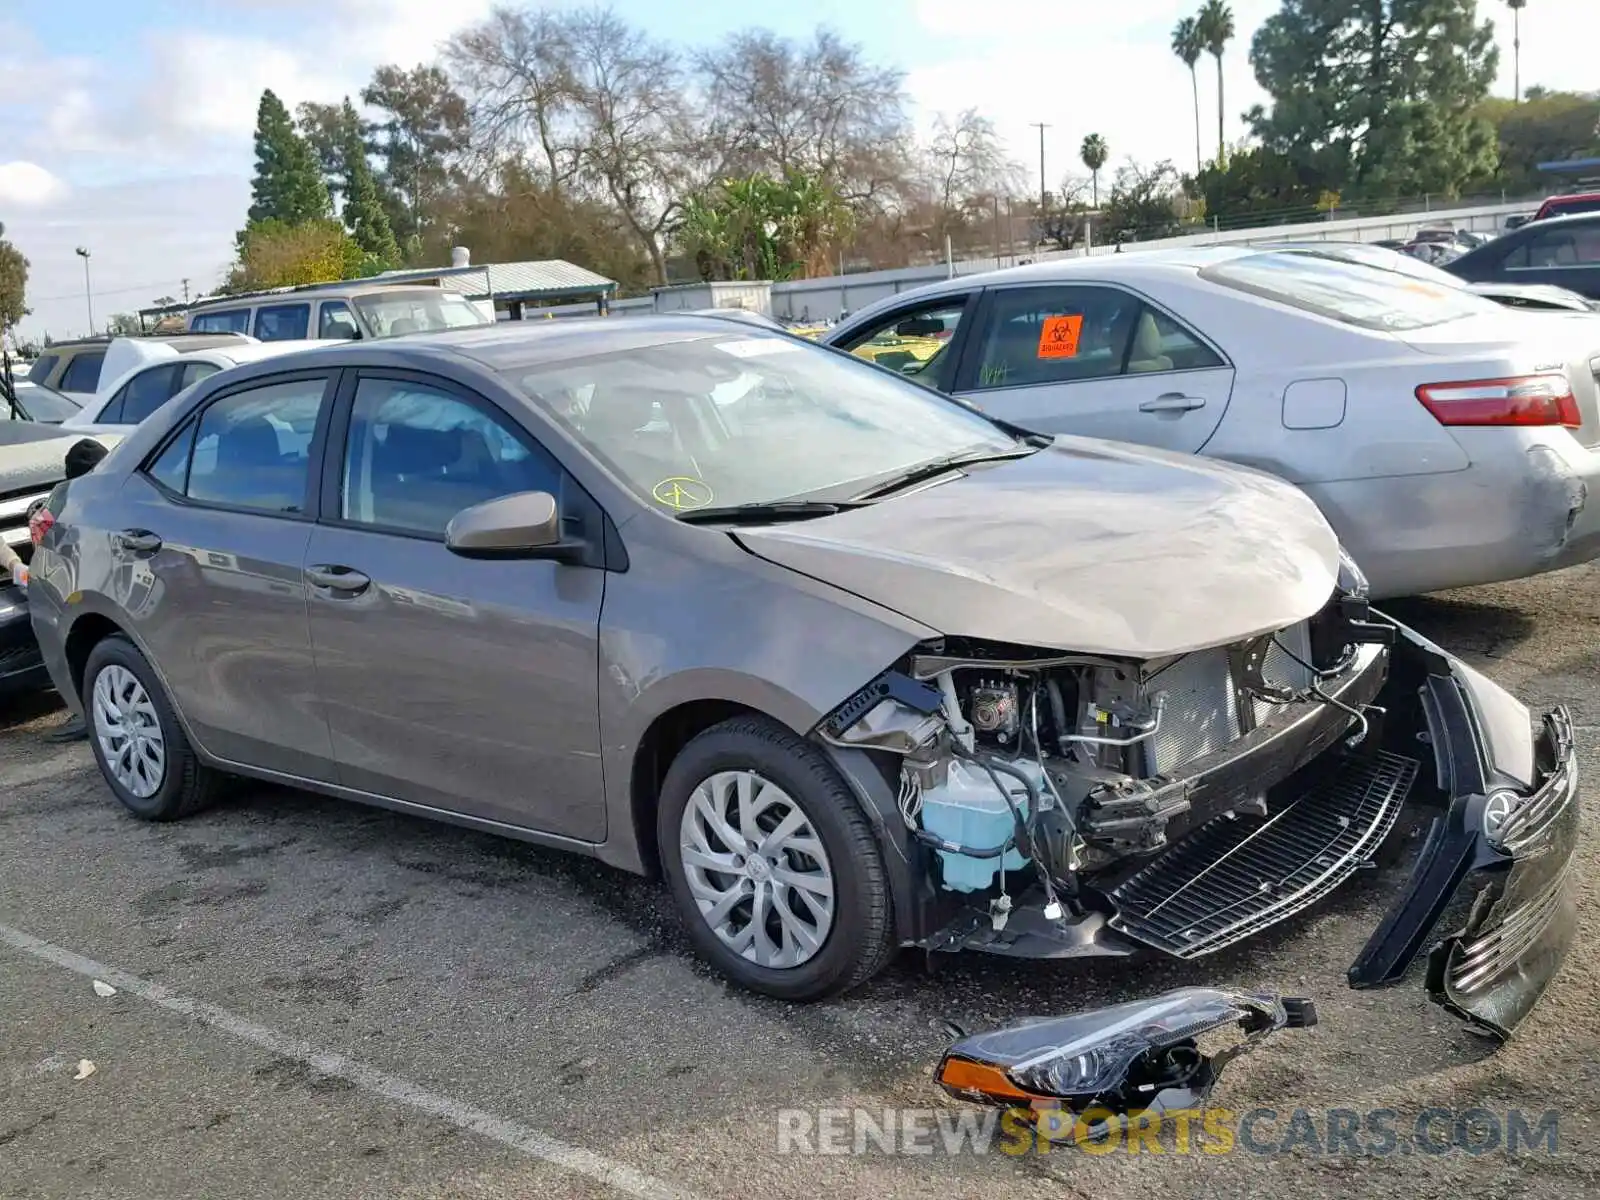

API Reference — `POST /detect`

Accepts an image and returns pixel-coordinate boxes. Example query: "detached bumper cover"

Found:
[1426,708,1578,1038]
[1350,622,1579,1040]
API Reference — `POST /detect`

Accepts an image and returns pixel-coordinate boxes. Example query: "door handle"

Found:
[114,529,163,554]
[1139,393,1207,413]
[306,564,371,594]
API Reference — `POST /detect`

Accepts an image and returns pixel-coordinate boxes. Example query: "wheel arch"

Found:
[624,696,922,946]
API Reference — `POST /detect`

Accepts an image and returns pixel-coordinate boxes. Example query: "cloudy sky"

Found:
[1,0,1594,338]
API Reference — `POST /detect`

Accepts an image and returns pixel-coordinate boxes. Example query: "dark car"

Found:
[0,424,117,692]
[1444,211,1600,299]
[24,319,1579,1039]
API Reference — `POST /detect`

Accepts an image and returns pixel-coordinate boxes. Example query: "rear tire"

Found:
[657,715,894,1000]
[83,635,220,822]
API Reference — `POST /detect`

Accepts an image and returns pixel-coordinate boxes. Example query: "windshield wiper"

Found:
[676,500,856,525]
[849,446,1038,502]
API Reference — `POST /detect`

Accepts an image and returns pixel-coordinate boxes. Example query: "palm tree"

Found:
[1081,134,1109,207]
[1197,0,1235,166]
[1172,16,1205,176]
[1507,0,1526,103]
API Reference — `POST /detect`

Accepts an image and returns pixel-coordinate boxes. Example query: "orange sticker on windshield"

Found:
[1037,315,1083,359]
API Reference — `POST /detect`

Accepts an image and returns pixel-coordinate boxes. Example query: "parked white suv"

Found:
[185,283,493,342]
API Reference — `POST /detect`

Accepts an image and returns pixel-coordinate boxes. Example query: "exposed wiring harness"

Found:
[1250,635,1370,747]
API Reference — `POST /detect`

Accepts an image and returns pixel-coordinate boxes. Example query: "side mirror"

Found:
[445,490,585,562]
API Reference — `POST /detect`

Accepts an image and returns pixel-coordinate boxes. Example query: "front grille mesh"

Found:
[1109,750,1419,958]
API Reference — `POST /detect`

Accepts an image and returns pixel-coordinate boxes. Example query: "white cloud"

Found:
[6,175,247,340]
[0,162,68,207]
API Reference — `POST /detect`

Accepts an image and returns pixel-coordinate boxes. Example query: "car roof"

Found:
[188,283,467,311]
[834,245,1274,322]
[187,315,803,381]
[211,339,326,364]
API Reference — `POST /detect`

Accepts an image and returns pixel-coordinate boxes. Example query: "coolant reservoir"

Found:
[920,760,1031,892]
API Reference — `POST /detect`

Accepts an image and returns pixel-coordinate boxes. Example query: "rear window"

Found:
[1200,252,1494,331]
[58,350,106,393]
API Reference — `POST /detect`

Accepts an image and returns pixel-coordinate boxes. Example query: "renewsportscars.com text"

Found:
[774,1106,1560,1157]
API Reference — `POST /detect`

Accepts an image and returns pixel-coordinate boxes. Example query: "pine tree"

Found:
[246,89,331,227]
[337,100,401,272]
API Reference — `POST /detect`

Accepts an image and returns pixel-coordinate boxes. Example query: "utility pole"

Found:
[181,278,191,304]
[1510,0,1524,103]
[74,247,94,335]
[1029,122,1051,213]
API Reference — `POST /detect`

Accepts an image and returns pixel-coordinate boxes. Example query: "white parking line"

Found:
[0,922,703,1200]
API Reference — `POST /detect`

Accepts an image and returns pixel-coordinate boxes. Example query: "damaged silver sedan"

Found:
[26,318,1577,1040]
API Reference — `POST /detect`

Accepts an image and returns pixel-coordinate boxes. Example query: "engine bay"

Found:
[820,594,1399,935]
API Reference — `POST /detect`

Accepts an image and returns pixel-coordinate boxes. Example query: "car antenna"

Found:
[0,350,19,420]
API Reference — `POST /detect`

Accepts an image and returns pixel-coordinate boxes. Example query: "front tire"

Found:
[83,635,220,822]
[657,715,894,1000]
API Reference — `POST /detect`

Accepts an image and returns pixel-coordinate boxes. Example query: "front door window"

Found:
[835,301,970,391]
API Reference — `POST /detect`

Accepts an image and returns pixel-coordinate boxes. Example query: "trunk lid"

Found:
[1398,312,1600,446]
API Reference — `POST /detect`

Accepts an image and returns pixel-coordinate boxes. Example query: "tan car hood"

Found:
[735,439,1341,659]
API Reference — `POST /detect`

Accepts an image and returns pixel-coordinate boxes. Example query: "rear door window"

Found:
[26,355,58,385]
[191,309,251,335]
[144,376,333,515]
[968,286,1143,389]
[254,304,311,341]
[58,351,105,393]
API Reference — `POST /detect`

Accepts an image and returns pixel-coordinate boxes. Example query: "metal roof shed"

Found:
[374,258,619,318]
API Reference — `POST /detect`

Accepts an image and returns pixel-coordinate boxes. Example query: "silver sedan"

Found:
[825,246,1600,598]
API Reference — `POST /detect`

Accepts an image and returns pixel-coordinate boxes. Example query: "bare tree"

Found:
[928,108,1024,214]
[695,29,913,208]
[566,9,691,283]
[446,6,580,192]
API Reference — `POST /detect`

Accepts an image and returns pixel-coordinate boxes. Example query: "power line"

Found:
[28,278,191,304]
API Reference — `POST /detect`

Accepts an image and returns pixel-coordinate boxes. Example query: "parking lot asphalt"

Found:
[3,567,1600,1200]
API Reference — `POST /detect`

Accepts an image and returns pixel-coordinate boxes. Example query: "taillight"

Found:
[1415,374,1581,427]
[29,506,54,546]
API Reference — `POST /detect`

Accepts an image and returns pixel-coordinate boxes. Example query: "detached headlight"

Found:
[935,987,1316,1117]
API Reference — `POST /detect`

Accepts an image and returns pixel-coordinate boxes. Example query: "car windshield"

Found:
[354,291,493,337]
[514,333,1020,512]
[1200,251,1495,331]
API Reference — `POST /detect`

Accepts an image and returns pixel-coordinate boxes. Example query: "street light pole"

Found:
[74,247,94,335]
[1029,122,1051,212]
